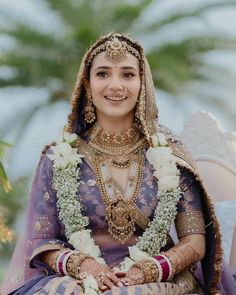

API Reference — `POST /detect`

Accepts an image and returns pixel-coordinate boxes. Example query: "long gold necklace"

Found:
[93,157,144,243]
[88,123,146,243]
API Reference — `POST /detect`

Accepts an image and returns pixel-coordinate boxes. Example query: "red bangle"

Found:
[56,250,71,275]
[153,254,171,281]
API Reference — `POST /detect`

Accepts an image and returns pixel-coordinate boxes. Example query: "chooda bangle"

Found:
[153,254,173,281]
[66,253,92,279]
[56,249,72,276]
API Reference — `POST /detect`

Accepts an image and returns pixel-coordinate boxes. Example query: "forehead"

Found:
[90,51,140,70]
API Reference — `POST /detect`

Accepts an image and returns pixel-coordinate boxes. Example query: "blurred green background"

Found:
[1,0,236,284]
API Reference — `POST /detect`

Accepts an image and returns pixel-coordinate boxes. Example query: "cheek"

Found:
[129,80,141,97]
[89,78,105,96]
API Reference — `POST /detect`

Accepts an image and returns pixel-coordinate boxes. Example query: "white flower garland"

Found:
[47,129,180,293]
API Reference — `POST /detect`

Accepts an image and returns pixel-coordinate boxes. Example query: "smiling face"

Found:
[89,51,141,125]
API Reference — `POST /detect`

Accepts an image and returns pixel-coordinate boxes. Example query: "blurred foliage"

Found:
[0,139,28,251]
[0,0,236,105]
[0,176,29,253]
[0,140,13,249]
[0,141,12,193]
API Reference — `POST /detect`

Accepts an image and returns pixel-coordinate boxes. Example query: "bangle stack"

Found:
[56,249,72,276]
[153,254,173,281]
[55,250,91,279]
[66,252,92,279]
[134,260,159,283]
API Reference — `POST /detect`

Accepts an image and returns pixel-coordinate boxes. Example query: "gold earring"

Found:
[85,92,96,123]
[135,106,140,122]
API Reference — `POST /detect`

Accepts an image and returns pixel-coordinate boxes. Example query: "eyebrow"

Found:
[94,66,138,71]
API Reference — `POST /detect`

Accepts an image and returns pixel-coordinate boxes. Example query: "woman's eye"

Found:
[123,73,135,78]
[96,71,108,77]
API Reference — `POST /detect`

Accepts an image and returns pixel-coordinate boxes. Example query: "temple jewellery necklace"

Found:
[93,155,144,243]
[88,123,146,243]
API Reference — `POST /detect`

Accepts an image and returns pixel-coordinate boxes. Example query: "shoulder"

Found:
[158,124,198,173]
[37,142,56,168]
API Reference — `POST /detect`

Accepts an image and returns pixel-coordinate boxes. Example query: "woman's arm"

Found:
[164,233,205,275]
[124,166,207,285]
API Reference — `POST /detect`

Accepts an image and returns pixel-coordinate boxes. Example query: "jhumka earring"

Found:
[135,107,140,122]
[85,91,96,123]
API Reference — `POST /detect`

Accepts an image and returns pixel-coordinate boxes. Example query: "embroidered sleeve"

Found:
[175,167,206,238]
[27,147,72,269]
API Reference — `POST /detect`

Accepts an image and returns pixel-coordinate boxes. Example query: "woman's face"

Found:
[89,51,140,122]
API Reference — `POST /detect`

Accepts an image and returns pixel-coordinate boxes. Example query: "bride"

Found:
[1,33,235,295]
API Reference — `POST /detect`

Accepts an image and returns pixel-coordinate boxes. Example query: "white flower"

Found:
[64,131,77,144]
[47,142,83,168]
[153,162,178,179]
[129,246,150,261]
[113,257,134,272]
[69,230,105,264]
[151,133,167,147]
[157,133,168,146]
[57,129,78,144]
[158,175,180,192]
[151,135,159,147]
[83,275,99,295]
[146,147,172,170]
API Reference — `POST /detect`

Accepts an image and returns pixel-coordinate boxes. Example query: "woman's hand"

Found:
[80,258,124,291]
[119,266,145,286]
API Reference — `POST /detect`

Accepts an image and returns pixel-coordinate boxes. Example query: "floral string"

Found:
[47,129,181,293]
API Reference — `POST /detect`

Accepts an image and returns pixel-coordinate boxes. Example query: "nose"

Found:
[108,75,123,92]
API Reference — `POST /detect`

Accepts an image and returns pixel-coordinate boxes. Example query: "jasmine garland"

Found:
[47,129,181,291]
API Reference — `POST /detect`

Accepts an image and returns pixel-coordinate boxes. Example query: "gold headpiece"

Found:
[88,36,141,65]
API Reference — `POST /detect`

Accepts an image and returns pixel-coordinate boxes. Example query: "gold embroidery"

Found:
[30,244,65,262]
[176,211,206,238]
[87,179,96,187]
[43,192,50,201]
[34,221,41,231]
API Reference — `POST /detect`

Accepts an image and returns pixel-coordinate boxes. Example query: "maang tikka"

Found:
[85,91,96,123]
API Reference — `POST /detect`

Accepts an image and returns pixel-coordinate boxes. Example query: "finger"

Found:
[102,277,116,289]
[106,272,123,286]
[96,279,108,291]
[123,278,132,286]
[100,285,108,291]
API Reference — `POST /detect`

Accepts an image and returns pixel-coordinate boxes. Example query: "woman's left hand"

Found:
[119,266,145,286]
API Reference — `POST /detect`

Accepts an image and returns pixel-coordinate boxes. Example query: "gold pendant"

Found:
[106,199,135,243]
[110,159,131,168]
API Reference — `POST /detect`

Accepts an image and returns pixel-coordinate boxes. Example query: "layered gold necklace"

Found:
[88,123,147,243]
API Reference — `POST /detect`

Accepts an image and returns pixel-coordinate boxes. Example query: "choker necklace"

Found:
[88,123,146,168]
[89,122,143,147]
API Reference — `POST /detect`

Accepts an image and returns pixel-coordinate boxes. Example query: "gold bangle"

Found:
[134,260,159,283]
[66,253,92,279]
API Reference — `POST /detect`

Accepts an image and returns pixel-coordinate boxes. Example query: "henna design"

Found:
[165,238,200,275]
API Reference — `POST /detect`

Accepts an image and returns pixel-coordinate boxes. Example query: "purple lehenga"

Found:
[1,131,235,295]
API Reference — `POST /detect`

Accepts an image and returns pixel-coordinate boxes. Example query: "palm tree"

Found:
[0,0,236,140]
